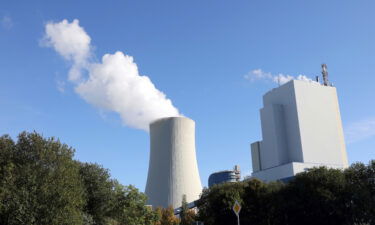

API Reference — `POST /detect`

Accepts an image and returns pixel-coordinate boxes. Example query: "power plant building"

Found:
[145,117,202,208]
[251,71,348,182]
[208,165,241,187]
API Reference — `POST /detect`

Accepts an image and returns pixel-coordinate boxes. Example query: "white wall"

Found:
[261,82,304,164]
[251,80,349,181]
[252,162,346,182]
[294,81,348,166]
[145,117,202,208]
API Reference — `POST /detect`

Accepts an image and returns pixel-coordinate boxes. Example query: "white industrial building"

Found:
[145,117,202,208]
[251,68,348,182]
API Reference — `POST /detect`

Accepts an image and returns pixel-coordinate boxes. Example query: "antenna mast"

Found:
[321,64,329,86]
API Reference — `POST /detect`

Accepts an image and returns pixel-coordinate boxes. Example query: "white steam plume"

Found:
[244,68,316,85]
[43,19,91,81]
[43,19,180,131]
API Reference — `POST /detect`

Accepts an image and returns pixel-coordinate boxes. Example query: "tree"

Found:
[241,179,283,225]
[274,167,350,225]
[0,132,85,225]
[0,131,161,225]
[197,182,245,225]
[154,207,180,225]
[79,162,114,225]
[344,161,375,224]
[110,182,158,225]
[180,195,196,225]
[196,166,373,225]
[3,131,375,225]
[0,135,16,224]
[79,162,159,225]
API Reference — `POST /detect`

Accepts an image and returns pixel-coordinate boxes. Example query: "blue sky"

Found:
[1,0,375,190]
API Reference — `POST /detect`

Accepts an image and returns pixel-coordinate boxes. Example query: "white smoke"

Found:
[43,19,180,131]
[43,19,91,81]
[244,68,315,85]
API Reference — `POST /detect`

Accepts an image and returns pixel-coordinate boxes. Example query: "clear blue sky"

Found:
[1,0,375,190]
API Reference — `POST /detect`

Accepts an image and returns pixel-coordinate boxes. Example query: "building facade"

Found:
[251,79,348,182]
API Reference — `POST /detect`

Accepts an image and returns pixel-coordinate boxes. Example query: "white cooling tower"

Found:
[145,117,202,208]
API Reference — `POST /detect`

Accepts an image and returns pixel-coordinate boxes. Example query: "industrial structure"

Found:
[145,117,202,208]
[208,165,241,187]
[251,65,349,182]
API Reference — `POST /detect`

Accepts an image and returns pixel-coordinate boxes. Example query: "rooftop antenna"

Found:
[321,63,329,86]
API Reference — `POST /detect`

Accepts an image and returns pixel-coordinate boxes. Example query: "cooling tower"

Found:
[145,117,202,208]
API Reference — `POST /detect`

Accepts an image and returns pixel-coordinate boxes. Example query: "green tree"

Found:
[0,135,16,224]
[241,179,283,225]
[276,167,349,225]
[79,162,114,224]
[180,195,196,225]
[0,131,161,225]
[155,207,180,225]
[344,161,375,224]
[79,162,158,225]
[197,182,245,225]
[196,167,370,225]
[110,182,158,225]
[0,132,85,225]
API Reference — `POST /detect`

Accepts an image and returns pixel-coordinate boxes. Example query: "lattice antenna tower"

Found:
[322,63,329,86]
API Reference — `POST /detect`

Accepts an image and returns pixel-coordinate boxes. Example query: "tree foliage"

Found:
[277,167,349,225]
[344,161,375,224]
[0,132,158,225]
[197,164,375,225]
[154,207,180,225]
[2,131,375,225]
[110,182,158,225]
[197,182,245,225]
[79,162,114,224]
[0,132,85,225]
[180,195,196,225]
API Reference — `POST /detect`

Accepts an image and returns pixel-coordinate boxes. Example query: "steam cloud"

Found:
[43,19,180,131]
[244,69,315,85]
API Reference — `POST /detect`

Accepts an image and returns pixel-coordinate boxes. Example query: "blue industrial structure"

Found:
[208,166,241,187]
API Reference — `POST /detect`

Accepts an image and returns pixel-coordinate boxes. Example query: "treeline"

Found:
[0,132,160,225]
[197,162,375,225]
[1,132,375,225]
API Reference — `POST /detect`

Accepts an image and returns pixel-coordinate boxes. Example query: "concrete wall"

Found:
[293,81,348,166]
[251,141,261,172]
[145,117,202,208]
[252,162,346,182]
[261,82,304,163]
[260,104,289,169]
[251,80,349,181]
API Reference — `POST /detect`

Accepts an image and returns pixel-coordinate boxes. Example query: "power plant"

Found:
[250,64,349,182]
[144,64,349,209]
[145,117,202,208]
